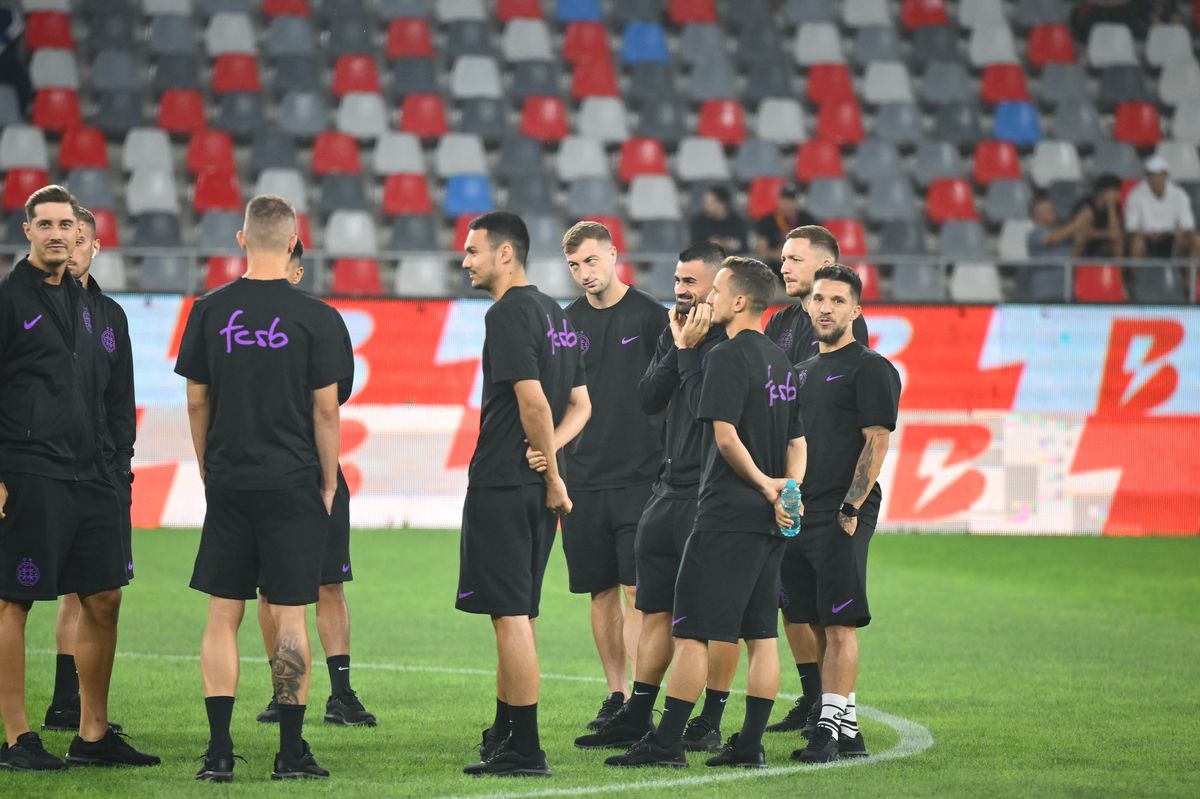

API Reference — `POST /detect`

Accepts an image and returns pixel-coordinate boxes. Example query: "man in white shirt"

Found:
[1125,155,1195,260]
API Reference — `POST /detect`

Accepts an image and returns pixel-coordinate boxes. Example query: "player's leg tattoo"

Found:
[271,632,306,704]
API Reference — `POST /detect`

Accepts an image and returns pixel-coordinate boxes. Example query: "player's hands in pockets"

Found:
[838,513,858,536]
[321,487,336,515]
[544,475,572,516]
[0,482,7,519]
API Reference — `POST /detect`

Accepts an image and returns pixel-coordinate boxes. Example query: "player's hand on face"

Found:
[0,482,7,519]
[668,307,686,348]
[321,487,336,515]
[838,513,858,536]
[545,475,572,516]
[677,303,712,349]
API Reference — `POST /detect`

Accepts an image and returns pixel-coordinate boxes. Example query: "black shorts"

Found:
[634,492,697,614]
[671,530,785,645]
[191,481,329,606]
[0,473,126,602]
[456,484,557,619]
[560,484,650,594]
[319,469,352,585]
[116,472,133,582]
[779,503,877,628]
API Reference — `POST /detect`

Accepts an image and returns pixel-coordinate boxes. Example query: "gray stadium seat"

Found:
[315,0,368,25]
[755,98,806,144]
[675,137,731,183]
[1092,141,1143,180]
[843,0,890,28]
[728,0,775,29]
[121,128,171,173]
[508,174,556,215]
[879,220,926,255]
[1051,101,1104,147]
[373,132,423,174]
[950,263,1003,302]
[866,177,919,222]
[934,103,983,148]
[968,23,1017,66]
[133,212,183,247]
[1014,0,1066,26]
[91,91,146,137]
[688,58,739,102]
[205,13,256,56]
[200,0,251,15]
[851,139,903,184]
[784,0,834,25]
[807,179,856,219]
[435,133,487,177]
[512,61,560,102]
[914,141,966,187]
[1046,180,1087,220]
[911,25,960,68]
[566,177,617,216]
[378,0,428,19]
[635,97,687,145]
[998,218,1032,260]
[0,125,47,170]
[390,214,440,251]
[939,220,990,258]
[317,175,370,214]
[148,15,198,55]
[525,213,565,256]
[1131,267,1188,304]
[852,26,901,66]
[253,168,309,213]
[496,136,546,181]
[389,59,439,100]
[1030,141,1082,187]
[325,210,378,256]
[337,93,389,140]
[891,264,945,301]
[139,256,194,293]
[126,169,179,215]
[733,139,786,182]
[959,0,1005,27]
[737,25,783,62]
[89,15,137,50]
[1159,60,1200,108]
[436,0,486,22]
[502,19,553,62]
[679,25,724,65]
[145,0,191,13]
[577,97,630,145]
[0,86,18,127]
[1096,66,1153,110]
[196,211,242,251]
[628,176,682,221]
[250,128,298,172]
[265,16,316,57]
[450,56,502,99]
[1036,64,1090,107]
[278,91,330,138]
[555,136,609,182]
[458,98,508,143]
[627,63,677,105]
[92,50,142,93]
[919,62,972,106]
[1087,23,1137,68]
[153,54,202,95]
[393,257,451,298]
[983,179,1033,223]
[30,49,78,90]
[216,92,264,138]
[444,21,492,60]
[1145,24,1193,66]
[272,54,324,96]
[64,170,115,210]
[87,253,128,291]
[863,61,914,105]
[1155,140,1200,182]
[328,18,374,57]
[793,23,844,65]
[743,59,793,105]
[526,257,576,299]
[639,219,686,255]
[873,103,923,148]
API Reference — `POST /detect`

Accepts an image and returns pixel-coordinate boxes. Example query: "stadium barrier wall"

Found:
[123,295,1199,536]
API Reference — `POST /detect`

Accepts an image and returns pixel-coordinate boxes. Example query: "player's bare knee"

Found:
[79,588,122,624]
[0,596,33,619]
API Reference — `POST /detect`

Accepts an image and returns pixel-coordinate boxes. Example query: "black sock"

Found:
[52,654,78,707]
[508,703,539,755]
[491,698,511,737]
[797,662,821,703]
[327,655,351,695]
[277,703,306,759]
[699,688,730,728]
[204,696,235,754]
[653,696,695,747]
[627,681,660,727]
[738,695,774,752]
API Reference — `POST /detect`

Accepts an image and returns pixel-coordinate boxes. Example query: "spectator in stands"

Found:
[1125,155,1195,261]
[0,1,32,112]
[753,185,817,269]
[688,187,749,256]
[1070,174,1124,259]
[1069,0,1149,41]
[1027,194,1078,258]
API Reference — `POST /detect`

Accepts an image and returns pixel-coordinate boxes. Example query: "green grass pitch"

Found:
[5,530,1198,798]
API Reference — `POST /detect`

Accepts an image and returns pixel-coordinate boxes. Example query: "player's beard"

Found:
[815,320,848,344]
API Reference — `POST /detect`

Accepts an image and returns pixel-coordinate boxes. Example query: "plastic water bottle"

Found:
[779,479,802,538]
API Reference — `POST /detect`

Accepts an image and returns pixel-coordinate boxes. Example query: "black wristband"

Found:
[839,502,859,518]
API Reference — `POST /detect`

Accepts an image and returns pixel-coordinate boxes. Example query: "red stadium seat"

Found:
[806,63,855,106]
[697,100,746,145]
[580,215,627,251]
[91,208,120,245]
[615,260,636,286]
[618,138,668,183]
[186,130,236,175]
[520,96,569,141]
[3,168,51,211]
[563,22,610,64]
[295,213,313,248]
[815,99,864,147]
[497,0,543,20]
[211,54,261,94]
[32,89,81,133]
[386,18,434,59]
[1119,178,1138,205]
[25,12,73,50]
[972,140,1022,185]
[381,173,433,215]
[1027,25,1076,68]
[823,219,867,256]
[58,126,108,170]
[332,258,383,296]
[747,176,785,218]
[980,64,1030,104]
[855,263,882,301]
[312,131,362,175]
[193,169,242,212]
[668,0,718,24]
[570,55,619,98]
[453,214,474,249]
[205,256,245,290]
[794,139,845,182]
[158,89,207,135]
[399,94,447,138]
[263,0,310,14]
[333,55,381,96]
[926,178,978,222]
[900,0,948,28]
[1074,265,1127,302]
[1113,102,1162,147]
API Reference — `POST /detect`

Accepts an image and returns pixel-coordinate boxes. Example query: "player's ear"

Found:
[287,232,298,255]
[236,230,247,250]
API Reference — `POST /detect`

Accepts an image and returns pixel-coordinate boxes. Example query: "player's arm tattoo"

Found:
[843,427,891,509]
[271,632,306,705]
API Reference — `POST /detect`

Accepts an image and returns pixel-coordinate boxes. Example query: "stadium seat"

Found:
[205,256,246,290]
[250,127,298,172]
[30,48,78,90]
[269,53,322,95]
[518,96,568,142]
[1171,105,1200,146]
[215,92,264,139]
[679,25,723,66]
[806,63,854,106]
[1014,0,1066,26]
[1086,23,1137,68]
[949,263,1003,302]
[1074,265,1127,302]
[891,264,945,301]
[865,176,919,222]
[337,93,389,140]
[613,0,660,24]
[688,58,739,103]
[783,0,834,25]
[669,0,717,24]
[1155,141,1200,183]
[26,12,74,50]
[815,99,864,147]
[198,211,249,251]
[434,133,487,178]
[333,55,381,96]
[980,64,1029,105]
[456,97,505,142]
[193,169,242,212]
[157,89,207,135]
[66,169,115,211]
[900,0,948,28]
[1037,64,1089,107]
[997,218,1033,260]
[823,219,867,257]
[563,22,610,64]
[328,17,376,57]
[556,0,603,22]
[910,25,960,68]
[121,128,172,173]
[496,135,546,182]
[983,179,1032,222]
[636,96,687,146]
[618,138,668,183]
[627,63,677,106]
[743,58,793,105]
[58,126,108,170]
[733,139,785,182]
[1113,102,1162,148]
[880,219,927,255]
[92,50,142,94]
[1030,141,1081,186]
[993,102,1041,147]
[555,136,609,181]
[90,15,137,51]
[326,209,378,255]
[1131,266,1188,304]
[852,139,903,184]
[332,259,383,296]
[967,23,1016,66]
[205,13,257,55]
[126,169,180,215]
[186,129,236,175]
[510,174,556,214]
[914,141,966,187]
[972,140,1021,186]
[939,220,989,258]
[386,18,434,60]
[919,62,973,106]
[390,58,439,100]
[390,213,439,251]
[211,53,260,94]
[926,178,977,223]
[628,176,681,221]
[794,139,844,182]
[756,98,806,145]
[958,0,1004,28]
[497,0,542,19]
[503,19,553,62]
[450,56,502,100]
[696,101,746,146]
[863,62,914,105]
[0,86,18,127]
[620,22,669,65]
[2,168,50,211]
[873,103,922,148]
[392,255,450,297]
[32,88,81,133]
[577,97,629,145]
[571,56,619,98]
[85,252,127,291]
[253,168,309,212]
[1090,140,1143,180]
[1098,66,1153,110]
[311,132,361,175]
[746,176,785,218]
[675,137,730,182]
[1145,24,1193,67]
[1047,180,1087,219]
[400,94,448,139]
[807,179,856,219]
[443,174,494,216]
[1052,101,1104,147]
[852,26,902,66]
[1159,60,1200,108]
[1027,24,1075,67]
[148,15,198,56]
[794,24,844,65]
[511,60,560,102]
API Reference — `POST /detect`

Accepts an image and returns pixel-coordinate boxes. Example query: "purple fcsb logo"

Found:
[219,309,290,354]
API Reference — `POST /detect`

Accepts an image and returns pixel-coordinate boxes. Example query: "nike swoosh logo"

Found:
[633,690,649,696]
[621,335,639,344]
[337,666,349,671]
[719,698,727,704]
[23,315,42,330]
[458,590,474,599]
[342,563,350,573]
[832,599,854,613]
[671,615,687,626]
[826,374,846,382]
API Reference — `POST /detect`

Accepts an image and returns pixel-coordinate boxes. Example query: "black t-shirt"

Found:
[764,302,870,366]
[42,278,70,327]
[564,287,666,490]
[795,342,901,512]
[694,329,804,535]
[173,278,354,491]
[469,284,585,488]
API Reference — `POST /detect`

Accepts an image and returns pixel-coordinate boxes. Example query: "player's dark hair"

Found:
[678,240,726,270]
[785,224,840,262]
[722,256,776,313]
[706,186,731,207]
[469,211,530,266]
[25,184,80,222]
[813,263,862,303]
[291,238,304,263]
[562,220,612,255]
[76,206,96,236]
